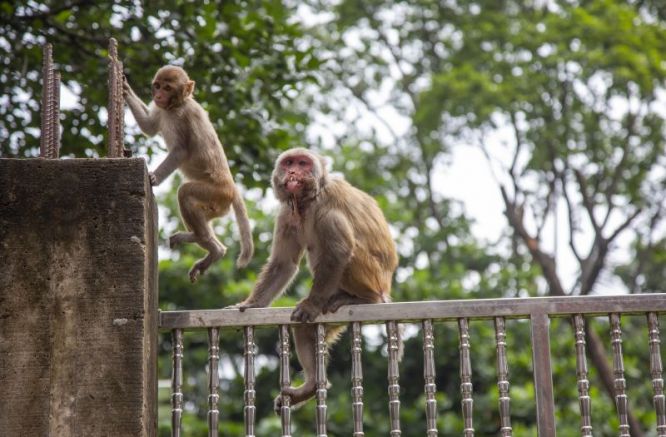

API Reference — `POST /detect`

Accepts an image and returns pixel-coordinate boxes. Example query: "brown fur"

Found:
[231,148,398,409]
[124,66,253,282]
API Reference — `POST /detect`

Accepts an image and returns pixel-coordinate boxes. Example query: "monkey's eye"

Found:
[284,159,293,166]
[164,85,172,92]
[298,160,308,166]
[153,83,160,90]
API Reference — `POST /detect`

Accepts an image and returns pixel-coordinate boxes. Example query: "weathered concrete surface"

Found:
[0,158,158,437]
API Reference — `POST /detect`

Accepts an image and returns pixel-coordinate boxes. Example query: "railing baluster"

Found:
[422,319,438,437]
[351,322,365,437]
[610,313,630,436]
[207,327,220,437]
[494,317,512,436]
[171,329,184,437]
[279,325,292,437]
[458,318,474,437]
[648,312,666,436]
[573,315,592,436]
[244,326,256,437]
[315,323,328,437]
[387,320,402,436]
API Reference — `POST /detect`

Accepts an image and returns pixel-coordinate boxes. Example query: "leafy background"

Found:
[2,1,666,435]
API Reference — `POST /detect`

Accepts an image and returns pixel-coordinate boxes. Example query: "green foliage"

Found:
[0,0,317,181]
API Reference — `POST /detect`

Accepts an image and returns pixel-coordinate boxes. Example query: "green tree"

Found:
[302,0,666,434]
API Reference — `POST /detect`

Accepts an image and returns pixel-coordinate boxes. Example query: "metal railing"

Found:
[159,293,666,436]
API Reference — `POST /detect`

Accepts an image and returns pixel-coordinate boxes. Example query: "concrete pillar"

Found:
[0,158,158,436]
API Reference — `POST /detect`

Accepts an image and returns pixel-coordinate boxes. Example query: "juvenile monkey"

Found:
[124,65,253,282]
[231,148,398,409]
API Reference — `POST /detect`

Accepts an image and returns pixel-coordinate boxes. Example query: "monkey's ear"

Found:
[185,80,195,97]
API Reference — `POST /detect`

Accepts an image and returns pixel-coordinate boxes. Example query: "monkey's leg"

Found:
[178,182,229,282]
[168,231,196,248]
[274,325,319,411]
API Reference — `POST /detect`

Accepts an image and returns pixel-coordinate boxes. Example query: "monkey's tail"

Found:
[232,187,254,268]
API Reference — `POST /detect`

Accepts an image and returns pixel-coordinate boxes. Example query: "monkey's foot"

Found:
[291,299,322,322]
[273,383,318,414]
[188,257,212,283]
[169,232,196,249]
[322,292,369,314]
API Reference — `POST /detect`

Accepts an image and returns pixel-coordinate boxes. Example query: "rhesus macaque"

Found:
[124,65,253,282]
[231,148,398,409]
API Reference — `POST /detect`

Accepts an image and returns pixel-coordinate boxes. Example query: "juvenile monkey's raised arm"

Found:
[123,78,159,136]
[150,146,187,186]
[234,211,304,310]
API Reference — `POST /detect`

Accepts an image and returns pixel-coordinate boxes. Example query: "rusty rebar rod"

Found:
[40,43,60,159]
[107,37,126,158]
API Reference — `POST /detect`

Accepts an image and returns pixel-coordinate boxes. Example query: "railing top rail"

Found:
[158,293,666,330]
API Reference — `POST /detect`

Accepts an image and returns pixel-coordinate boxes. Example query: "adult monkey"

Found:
[231,148,399,408]
[123,66,253,282]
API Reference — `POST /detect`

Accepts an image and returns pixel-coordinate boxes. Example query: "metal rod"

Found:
[458,318,474,437]
[530,313,556,437]
[207,327,220,437]
[351,322,365,437]
[422,319,437,437]
[494,317,512,436]
[315,323,328,437]
[40,43,57,159]
[648,313,666,436]
[387,320,401,436]
[573,315,592,436]
[610,313,630,436]
[51,71,60,157]
[244,326,256,437]
[107,37,125,158]
[171,329,184,437]
[279,325,292,437]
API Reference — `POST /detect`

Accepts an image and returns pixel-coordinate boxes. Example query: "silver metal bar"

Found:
[171,329,184,437]
[159,294,666,329]
[244,326,256,437]
[279,325,292,437]
[530,313,556,437]
[387,321,402,436]
[573,314,592,436]
[207,328,220,437]
[458,318,474,437]
[315,323,328,437]
[610,313,630,436]
[494,317,512,436]
[422,319,438,436]
[648,313,666,436]
[351,322,365,437]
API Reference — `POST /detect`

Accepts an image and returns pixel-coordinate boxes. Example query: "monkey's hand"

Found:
[291,298,322,323]
[148,172,158,186]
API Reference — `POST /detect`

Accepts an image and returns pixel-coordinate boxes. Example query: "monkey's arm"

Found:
[150,146,187,185]
[233,212,304,310]
[291,210,354,322]
[123,78,159,136]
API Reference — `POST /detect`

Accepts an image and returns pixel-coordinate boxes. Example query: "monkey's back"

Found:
[319,177,398,297]
[161,99,232,185]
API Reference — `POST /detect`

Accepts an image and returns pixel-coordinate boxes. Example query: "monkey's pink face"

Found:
[279,154,315,195]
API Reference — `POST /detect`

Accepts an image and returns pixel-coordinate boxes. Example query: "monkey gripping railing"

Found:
[159,294,666,437]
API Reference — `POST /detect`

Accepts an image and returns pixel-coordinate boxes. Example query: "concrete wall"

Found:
[0,158,158,437]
